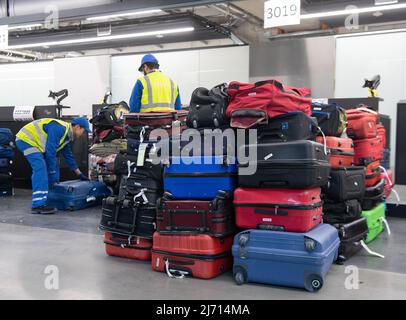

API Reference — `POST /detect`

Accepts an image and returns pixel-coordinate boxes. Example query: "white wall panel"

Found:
[111,46,249,107]
[54,56,111,117]
[0,61,54,107]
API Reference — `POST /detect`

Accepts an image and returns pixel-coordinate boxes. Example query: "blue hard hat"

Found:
[139,54,159,71]
[72,117,91,134]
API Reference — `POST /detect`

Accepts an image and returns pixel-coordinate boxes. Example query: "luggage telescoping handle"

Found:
[109,234,140,247]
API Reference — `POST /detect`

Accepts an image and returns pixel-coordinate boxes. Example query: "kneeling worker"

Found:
[16,117,91,214]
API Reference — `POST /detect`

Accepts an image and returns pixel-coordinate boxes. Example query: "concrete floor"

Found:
[1,189,406,300]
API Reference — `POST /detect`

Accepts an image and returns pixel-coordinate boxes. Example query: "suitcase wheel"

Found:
[234,268,247,286]
[305,275,323,292]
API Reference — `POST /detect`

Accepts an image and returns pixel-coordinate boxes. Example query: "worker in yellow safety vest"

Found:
[129,54,182,113]
[15,117,91,214]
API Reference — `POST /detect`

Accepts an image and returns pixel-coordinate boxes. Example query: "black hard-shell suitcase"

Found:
[323,199,362,224]
[100,196,156,238]
[187,84,230,128]
[254,112,319,143]
[362,179,385,211]
[312,103,347,137]
[323,167,365,202]
[179,127,236,157]
[238,140,330,189]
[333,218,369,263]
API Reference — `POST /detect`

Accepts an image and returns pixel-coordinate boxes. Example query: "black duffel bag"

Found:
[90,102,129,128]
[187,83,230,129]
[312,103,347,137]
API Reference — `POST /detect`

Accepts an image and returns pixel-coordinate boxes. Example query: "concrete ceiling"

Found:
[2,0,406,62]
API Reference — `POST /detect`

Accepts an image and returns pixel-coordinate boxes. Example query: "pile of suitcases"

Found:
[346,107,391,244]
[89,103,129,190]
[100,110,188,261]
[0,128,15,197]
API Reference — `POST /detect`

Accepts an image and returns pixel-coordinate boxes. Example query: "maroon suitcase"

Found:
[354,137,383,166]
[157,191,235,237]
[234,187,323,233]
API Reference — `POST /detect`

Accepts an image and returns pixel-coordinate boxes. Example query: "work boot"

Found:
[31,205,57,215]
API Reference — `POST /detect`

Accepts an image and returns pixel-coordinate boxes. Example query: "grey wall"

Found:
[249,36,336,98]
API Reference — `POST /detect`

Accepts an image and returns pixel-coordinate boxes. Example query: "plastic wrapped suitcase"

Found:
[383,169,394,198]
[362,179,385,211]
[156,191,234,237]
[332,218,369,263]
[253,112,319,143]
[152,233,233,279]
[164,156,237,200]
[47,180,112,211]
[322,167,365,202]
[316,136,354,168]
[238,140,330,189]
[311,103,347,137]
[361,203,387,243]
[234,187,323,233]
[100,196,156,238]
[232,224,340,292]
[365,161,382,187]
[353,137,383,166]
[187,84,230,128]
[322,199,362,224]
[104,232,152,261]
[179,127,236,157]
[346,108,379,140]
[0,146,14,159]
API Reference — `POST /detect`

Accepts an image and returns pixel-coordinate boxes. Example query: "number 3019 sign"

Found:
[264,0,301,29]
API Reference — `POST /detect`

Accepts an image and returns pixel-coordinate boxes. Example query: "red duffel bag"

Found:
[226,80,312,129]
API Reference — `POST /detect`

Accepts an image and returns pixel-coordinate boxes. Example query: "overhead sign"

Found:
[0,25,8,49]
[264,0,301,29]
[13,106,35,122]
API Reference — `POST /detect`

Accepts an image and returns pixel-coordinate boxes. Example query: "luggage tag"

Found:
[137,143,148,166]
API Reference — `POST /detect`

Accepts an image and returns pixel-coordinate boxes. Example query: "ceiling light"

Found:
[7,23,42,30]
[86,9,163,21]
[375,0,398,5]
[335,27,406,38]
[7,27,195,49]
[301,3,406,19]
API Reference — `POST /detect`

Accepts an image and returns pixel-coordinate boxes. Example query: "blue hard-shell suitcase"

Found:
[47,180,112,211]
[0,128,13,146]
[0,146,14,159]
[164,156,237,200]
[232,224,340,292]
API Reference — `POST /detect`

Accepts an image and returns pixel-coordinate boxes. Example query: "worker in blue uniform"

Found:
[129,54,182,113]
[15,117,91,214]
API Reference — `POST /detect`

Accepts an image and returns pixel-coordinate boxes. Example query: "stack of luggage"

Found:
[152,84,237,280]
[226,80,340,292]
[0,128,15,197]
[346,106,390,244]
[89,102,129,190]
[311,103,371,263]
[99,110,187,261]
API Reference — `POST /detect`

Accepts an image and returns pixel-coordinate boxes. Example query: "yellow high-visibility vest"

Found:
[138,71,178,113]
[16,118,72,153]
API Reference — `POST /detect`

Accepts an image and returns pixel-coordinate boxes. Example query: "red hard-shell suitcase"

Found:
[234,187,323,233]
[346,107,379,140]
[151,233,233,279]
[377,124,386,159]
[353,137,383,166]
[316,136,354,168]
[365,161,382,187]
[156,191,235,237]
[104,232,152,261]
